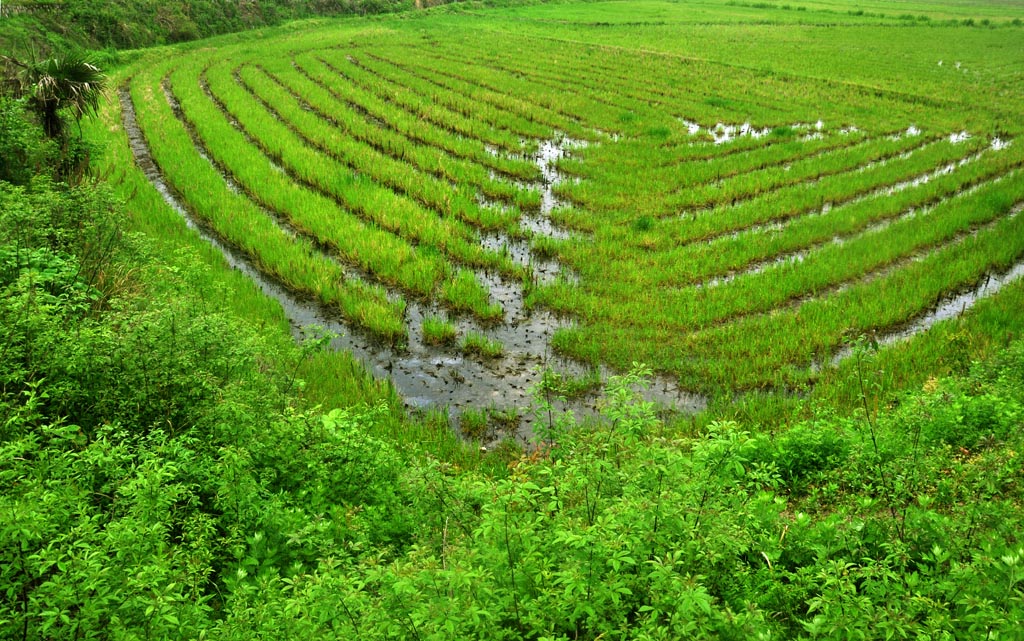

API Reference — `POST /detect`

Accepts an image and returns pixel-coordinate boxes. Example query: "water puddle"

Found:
[680,118,701,135]
[480,135,585,272]
[890,125,922,141]
[121,88,704,443]
[678,118,842,145]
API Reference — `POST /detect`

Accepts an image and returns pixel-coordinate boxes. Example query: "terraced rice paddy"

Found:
[117,1,1024,435]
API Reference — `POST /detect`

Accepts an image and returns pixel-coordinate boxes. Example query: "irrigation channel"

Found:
[121,87,1024,439]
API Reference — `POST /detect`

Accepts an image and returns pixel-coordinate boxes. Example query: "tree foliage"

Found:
[2,51,106,139]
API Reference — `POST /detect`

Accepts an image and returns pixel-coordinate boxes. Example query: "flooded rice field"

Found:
[121,89,704,443]
[123,82,1024,431]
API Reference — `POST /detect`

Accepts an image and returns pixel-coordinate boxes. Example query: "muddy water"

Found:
[828,250,1024,368]
[121,89,704,443]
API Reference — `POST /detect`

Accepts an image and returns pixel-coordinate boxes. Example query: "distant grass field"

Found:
[105,0,1024,404]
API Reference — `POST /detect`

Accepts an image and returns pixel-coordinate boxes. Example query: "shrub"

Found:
[746,422,850,489]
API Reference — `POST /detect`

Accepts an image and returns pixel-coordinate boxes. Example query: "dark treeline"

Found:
[0,0,450,52]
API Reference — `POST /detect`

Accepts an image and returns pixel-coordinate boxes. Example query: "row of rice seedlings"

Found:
[550,135,977,244]
[421,315,458,346]
[571,50,788,122]
[199,61,516,323]
[560,130,948,215]
[460,331,504,359]
[419,45,659,127]
[127,67,407,340]
[605,143,1024,290]
[561,124,865,183]
[538,144,1022,322]
[428,38,841,137]
[595,136,990,244]
[288,52,541,184]
[419,312,503,361]
[440,269,503,320]
[653,124,873,166]
[367,45,611,141]
[258,60,540,210]
[234,62,524,233]
[667,130,959,198]
[199,59,519,316]
[165,60,451,302]
[316,49,549,152]
[562,122,829,173]
[562,127,873,198]
[109,63,500,471]
[98,91,402,411]
[562,39,949,131]
[608,173,1024,331]
[307,53,528,155]
[551,188,1024,392]
[419,32,757,128]
[569,61,755,126]
[567,50,830,126]
[680,190,1024,390]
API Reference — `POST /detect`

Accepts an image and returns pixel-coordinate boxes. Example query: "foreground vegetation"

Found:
[3,189,1024,636]
[3,0,1024,638]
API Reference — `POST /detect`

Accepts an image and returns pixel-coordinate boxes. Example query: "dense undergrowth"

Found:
[2,175,1023,636]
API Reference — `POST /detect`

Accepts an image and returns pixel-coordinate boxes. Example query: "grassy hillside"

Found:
[0,0,421,51]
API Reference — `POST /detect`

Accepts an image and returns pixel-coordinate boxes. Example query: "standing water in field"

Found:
[121,90,703,442]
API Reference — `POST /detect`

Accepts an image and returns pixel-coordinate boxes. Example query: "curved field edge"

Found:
[85,62,501,471]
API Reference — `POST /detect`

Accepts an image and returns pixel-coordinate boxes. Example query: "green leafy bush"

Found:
[745,422,851,490]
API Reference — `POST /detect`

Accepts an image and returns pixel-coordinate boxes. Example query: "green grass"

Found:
[422,315,458,345]
[460,331,504,359]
